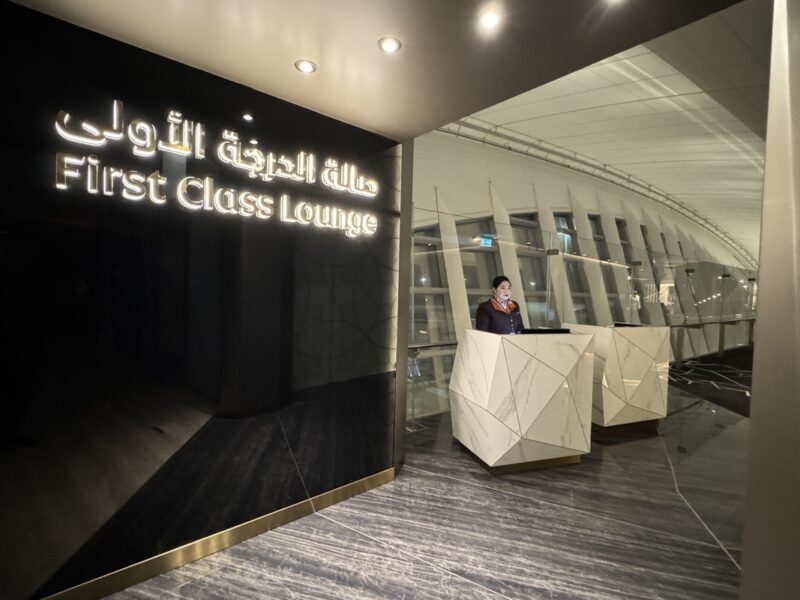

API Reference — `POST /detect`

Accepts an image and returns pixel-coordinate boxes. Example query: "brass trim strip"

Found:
[43,467,395,600]
[460,443,581,476]
[310,467,395,512]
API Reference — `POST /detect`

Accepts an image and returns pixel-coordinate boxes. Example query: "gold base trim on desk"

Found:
[592,419,660,434]
[43,467,395,600]
[460,443,581,476]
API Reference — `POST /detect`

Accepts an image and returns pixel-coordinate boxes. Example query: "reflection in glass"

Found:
[410,294,454,344]
[554,213,580,255]
[411,226,455,345]
[407,347,456,422]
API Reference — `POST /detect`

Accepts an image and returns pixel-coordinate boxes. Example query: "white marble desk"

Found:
[448,329,594,469]
[565,323,670,427]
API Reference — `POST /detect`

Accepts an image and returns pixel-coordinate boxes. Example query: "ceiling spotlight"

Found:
[294,59,317,74]
[378,37,402,54]
[242,113,253,122]
[479,10,501,30]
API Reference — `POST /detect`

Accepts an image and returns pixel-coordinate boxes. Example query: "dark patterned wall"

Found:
[0,4,400,599]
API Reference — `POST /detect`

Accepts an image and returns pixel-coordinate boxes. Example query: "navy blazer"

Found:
[475,299,524,334]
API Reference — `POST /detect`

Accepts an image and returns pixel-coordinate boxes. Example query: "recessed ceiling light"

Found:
[242,113,253,122]
[249,139,258,145]
[479,10,501,30]
[294,59,317,74]
[378,37,402,54]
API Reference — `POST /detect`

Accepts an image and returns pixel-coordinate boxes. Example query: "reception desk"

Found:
[565,323,670,427]
[449,329,594,471]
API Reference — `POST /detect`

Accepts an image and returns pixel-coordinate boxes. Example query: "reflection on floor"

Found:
[669,348,752,417]
[0,359,214,600]
[111,387,745,599]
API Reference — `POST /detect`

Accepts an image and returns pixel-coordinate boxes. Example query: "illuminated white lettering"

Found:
[122,171,148,201]
[254,195,274,219]
[147,171,167,204]
[213,188,239,215]
[176,176,204,210]
[103,168,125,196]
[277,194,378,238]
[294,201,314,225]
[363,214,378,235]
[279,194,297,223]
[86,155,100,194]
[103,99,125,141]
[55,111,106,147]
[238,191,257,217]
[158,110,193,156]
[127,120,158,157]
[55,153,86,189]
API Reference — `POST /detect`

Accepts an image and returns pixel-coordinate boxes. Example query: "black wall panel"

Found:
[0,4,400,599]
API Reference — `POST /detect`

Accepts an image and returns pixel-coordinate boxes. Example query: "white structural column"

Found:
[449,329,594,467]
[741,1,800,598]
[435,191,473,340]
[570,189,614,326]
[490,183,530,328]
[566,323,669,426]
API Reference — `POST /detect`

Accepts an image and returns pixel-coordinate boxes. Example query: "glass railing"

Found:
[406,342,458,427]
[408,213,758,417]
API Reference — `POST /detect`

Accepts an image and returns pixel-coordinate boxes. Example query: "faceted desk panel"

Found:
[448,329,594,467]
[565,324,670,427]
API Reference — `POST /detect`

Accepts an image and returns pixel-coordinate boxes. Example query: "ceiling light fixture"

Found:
[242,113,253,122]
[249,139,258,145]
[294,59,317,74]
[378,37,402,54]
[479,9,501,30]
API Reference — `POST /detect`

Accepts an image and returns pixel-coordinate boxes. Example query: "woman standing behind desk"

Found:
[475,275,524,334]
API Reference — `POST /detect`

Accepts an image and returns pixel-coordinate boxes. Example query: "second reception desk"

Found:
[449,329,594,470]
[566,323,670,427]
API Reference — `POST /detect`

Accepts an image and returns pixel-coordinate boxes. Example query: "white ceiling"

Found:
[15,0,741,141]
[463,0,770,263]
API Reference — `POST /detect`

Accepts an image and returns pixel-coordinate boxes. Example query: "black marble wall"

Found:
[0,4,400,599]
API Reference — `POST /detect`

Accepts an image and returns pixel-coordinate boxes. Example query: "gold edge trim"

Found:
[42,468,395,600]
[310,467,395,512]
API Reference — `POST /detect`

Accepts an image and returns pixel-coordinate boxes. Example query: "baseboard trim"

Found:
[42,467,395,600]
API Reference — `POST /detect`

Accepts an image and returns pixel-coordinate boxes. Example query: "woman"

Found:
[475,275,524,334]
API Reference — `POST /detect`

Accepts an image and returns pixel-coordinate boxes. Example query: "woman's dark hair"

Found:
[491,275,511,289]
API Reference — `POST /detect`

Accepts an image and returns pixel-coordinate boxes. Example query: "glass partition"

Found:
[408,205,757,421]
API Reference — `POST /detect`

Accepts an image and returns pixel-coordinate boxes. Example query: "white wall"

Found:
[414,131,750,268]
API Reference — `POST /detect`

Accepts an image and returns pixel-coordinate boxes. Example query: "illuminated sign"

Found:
[53,100,381,238]
[479,236,493,247]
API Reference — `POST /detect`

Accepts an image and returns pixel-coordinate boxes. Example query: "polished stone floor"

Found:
[110,386,745,599]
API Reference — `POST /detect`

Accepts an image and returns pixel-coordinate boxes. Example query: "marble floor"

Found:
[110,386,745,599]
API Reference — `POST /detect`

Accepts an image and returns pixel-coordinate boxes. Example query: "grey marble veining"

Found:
[566,324,670,426]
[449,331,594,466]
[108,513,500,600]
[112,387,744,600]
[321,467,738,600]
[406,394,737,548]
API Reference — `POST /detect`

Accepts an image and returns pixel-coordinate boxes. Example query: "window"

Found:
[554,212,580,255]
[511,212,554,326]
[588,214,609,261]
[456,218,502,325]
[615,218,634,264]
[411,226,455,344]
[563,258,597,324]
[510,213,544,249]
[640,224,660,285]
[616,218,648,323]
